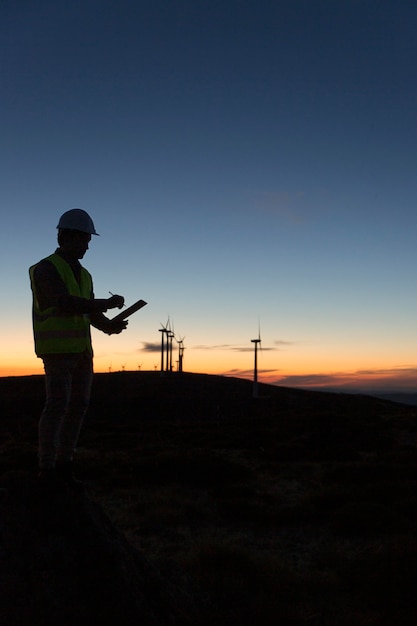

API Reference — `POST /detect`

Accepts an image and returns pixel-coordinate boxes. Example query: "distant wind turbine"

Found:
[251,324,262,399]
[177,335,185,373]
[168,318,175,372]
[159,320,169,374]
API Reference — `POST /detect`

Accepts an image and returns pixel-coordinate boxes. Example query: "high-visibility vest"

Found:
[29,253,93,356]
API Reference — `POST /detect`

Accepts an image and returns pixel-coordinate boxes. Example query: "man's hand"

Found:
[107,294,125,309]
[107,319,128,335]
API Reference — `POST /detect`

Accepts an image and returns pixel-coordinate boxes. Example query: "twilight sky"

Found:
[2,0,417,392]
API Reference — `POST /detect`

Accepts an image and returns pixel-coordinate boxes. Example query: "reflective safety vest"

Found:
[29,253,93,356]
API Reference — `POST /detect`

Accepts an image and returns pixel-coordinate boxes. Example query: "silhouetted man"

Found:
[29,208,127,490]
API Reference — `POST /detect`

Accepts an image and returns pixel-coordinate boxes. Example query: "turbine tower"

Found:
[251,325,262,399]
[159,317,174,374]
[158,327,165,373]
[177,336,185,373]
[168,320,175,372]
[159,319,169,374]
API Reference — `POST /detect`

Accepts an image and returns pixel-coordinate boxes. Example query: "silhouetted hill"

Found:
[373,392,417,406]
[2,372,417,625]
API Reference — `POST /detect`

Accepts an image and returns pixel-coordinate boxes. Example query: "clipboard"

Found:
[110,299,147,322]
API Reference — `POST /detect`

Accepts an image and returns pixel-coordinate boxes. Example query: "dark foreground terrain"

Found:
[2,372,417,625]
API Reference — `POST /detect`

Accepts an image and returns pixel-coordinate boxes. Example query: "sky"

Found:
[2,0,417,392]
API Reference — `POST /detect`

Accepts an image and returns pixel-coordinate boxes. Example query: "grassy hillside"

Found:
[2,372,417,625]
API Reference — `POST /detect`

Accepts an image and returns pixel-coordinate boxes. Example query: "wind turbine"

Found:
[177,335,185,373]
[159,319,170,374]
[251,324,262,399]
[167,318,175,372]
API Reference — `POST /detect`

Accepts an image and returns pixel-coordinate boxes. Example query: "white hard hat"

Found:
[57,208,99,235]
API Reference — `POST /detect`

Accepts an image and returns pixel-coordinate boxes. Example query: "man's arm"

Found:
[33,260,124,316]
[90,311,128,335]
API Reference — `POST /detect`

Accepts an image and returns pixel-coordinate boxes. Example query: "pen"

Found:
[109,291,126,307]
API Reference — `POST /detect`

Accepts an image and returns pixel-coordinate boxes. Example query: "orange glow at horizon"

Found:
[0,363,43,378]
[1,338,417,392]
[1,360,417,393]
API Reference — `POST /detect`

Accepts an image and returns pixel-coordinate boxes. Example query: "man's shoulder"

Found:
[30,252,58,266]
[30,255,60,280]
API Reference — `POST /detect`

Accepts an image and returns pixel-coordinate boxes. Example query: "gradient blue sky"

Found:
[2,0,417,391]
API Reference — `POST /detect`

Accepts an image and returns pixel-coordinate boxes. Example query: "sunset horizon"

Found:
[3,354,417,395]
